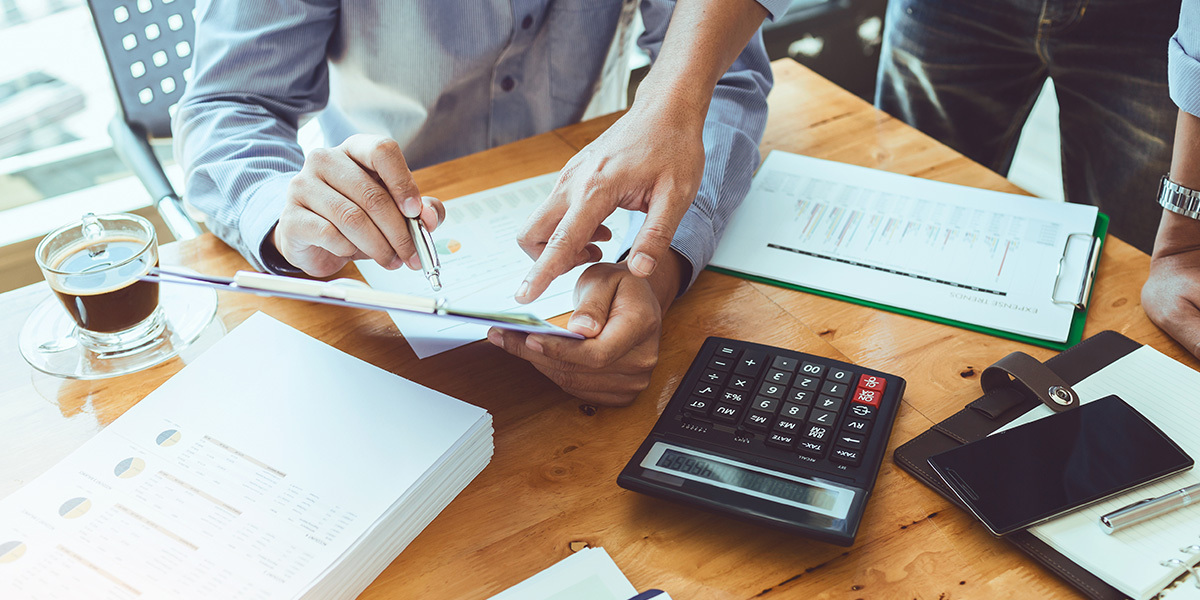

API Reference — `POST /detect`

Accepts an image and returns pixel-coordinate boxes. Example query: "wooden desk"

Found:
[2,59,1194,599]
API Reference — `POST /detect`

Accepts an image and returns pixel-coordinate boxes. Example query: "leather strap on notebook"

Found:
[980,351,1080,414]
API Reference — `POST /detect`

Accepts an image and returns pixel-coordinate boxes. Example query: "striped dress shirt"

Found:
[173,0,781,285]
[1171,0,1200,116]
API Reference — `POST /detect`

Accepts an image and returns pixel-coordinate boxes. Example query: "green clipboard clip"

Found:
[708,213,1109,352]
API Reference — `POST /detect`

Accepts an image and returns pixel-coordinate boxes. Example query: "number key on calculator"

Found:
[617,337,906,546]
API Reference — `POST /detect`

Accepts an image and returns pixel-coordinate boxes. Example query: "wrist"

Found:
[1153,210,1200,260]
[630,72,710,127]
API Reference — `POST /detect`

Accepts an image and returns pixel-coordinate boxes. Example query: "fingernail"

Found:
[525,336,544,353]
[516,280,531,302]
[401,196,421,218]
[486,329,502,346]
[388,256,405,269]
[630,252,657,276]
[569,314,598,335]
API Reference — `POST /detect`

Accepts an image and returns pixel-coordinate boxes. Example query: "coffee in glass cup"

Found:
[35,213,165,356]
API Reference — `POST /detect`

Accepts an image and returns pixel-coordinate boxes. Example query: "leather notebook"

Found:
[893,330,1143,600]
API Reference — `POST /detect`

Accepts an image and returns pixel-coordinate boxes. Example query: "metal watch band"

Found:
[1159,176,1200,221]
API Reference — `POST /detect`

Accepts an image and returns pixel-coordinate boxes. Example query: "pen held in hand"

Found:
[1100,482,1200,534]
[406,216,442,292]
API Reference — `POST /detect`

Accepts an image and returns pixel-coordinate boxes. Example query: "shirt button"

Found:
[500,76,515,92]
[521,15,533,29]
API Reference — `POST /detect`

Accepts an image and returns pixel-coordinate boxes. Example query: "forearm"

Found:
[1154,110,1200,258]
[634,0,770,121]
[642,249,690,312]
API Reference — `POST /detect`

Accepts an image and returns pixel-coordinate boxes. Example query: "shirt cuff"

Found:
[669,205,716,293]
[1170,35,1200,117]
[238,174,293,273]
[757,0,790,21]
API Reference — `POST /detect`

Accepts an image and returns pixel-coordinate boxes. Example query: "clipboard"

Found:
[142,267,585,338]
[708,213,1109,351]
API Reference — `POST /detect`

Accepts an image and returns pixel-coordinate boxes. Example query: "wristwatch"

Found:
[1159,176,1200,220]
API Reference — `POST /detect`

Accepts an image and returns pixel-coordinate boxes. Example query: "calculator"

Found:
[617,337,906,546]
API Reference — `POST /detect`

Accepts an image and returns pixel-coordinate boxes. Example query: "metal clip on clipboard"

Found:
[1050,233,1102,311]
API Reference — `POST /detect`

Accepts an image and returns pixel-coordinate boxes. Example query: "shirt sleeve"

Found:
[755,0,791,22]
[1171,0,1200,117]
[638,1,774,290]
[172,0,339,272]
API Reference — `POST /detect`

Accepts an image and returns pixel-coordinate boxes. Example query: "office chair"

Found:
[86,0,203,240]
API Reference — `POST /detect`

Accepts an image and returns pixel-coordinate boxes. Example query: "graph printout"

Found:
[358,173,635,359]
[710,152,1099,342]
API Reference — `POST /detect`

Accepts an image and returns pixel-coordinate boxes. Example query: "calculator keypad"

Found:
[677,339,902,472]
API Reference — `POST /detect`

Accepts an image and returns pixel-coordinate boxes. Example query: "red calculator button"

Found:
[857,374,887,393]
[851,387,881,407]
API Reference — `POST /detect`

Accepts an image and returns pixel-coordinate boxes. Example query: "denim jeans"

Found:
[875,0,1180,253]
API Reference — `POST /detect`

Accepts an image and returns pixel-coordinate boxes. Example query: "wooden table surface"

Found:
[3,59,1195,599]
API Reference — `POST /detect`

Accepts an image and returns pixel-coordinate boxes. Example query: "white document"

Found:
[0,313,491,599]
[710,152,1100,343]
[488,547,641,600]
[994,346,1200,600]
[358,173,635,359]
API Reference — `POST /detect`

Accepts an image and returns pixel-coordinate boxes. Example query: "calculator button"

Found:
[815,395,843,412]
[720,390,747,405]
[773,417,803,434]
[851,387,881,407]
[794,376,820,391]
[708,356,734,371]
[701,370,726,385]
[829,368,854,385]
[684,397,711,416]
[830,447,862,466]
[772,355,798,372]
[848,403,876,420]
[842,418,871,434]
[735,349,767,377]
[835,432,866,449]
[728,376,752,391]
[745,411,773,430]
[799,361,826,377]
[765,369,793,387]
[797,439,827,457]
[803,424,832,442]
[715,344,740,360]
[712,403,742,424]
[786,389,813,406]
[766,432,798,448]
[758,382,786,399]
[808,408,837,426]
[694,383,718,399]
[779,402,808,420]
[820,381,848,398]
[857,374,887,393]
[752,396,779,412]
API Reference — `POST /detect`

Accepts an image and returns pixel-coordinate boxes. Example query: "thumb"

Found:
[568,267,620,338]
[628,187,691,278]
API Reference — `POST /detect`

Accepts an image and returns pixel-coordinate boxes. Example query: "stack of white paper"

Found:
[0,313,492,599]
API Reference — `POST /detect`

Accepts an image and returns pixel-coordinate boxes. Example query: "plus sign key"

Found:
[735,349,767,377]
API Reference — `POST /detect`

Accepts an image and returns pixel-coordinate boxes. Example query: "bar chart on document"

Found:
[711,152,1100,343]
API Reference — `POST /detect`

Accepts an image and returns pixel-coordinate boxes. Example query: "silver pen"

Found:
[1100,482,1200,534]
[406,216,442,292]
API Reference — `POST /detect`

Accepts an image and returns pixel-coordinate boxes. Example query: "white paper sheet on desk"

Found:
[358,173,635,359]
[709,152,1100,343]
[488,547,639,600]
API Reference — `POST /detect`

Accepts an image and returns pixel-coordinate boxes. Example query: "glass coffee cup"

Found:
[34,213,165,356]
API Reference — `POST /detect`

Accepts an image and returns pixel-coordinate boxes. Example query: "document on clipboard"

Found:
[709,152,1107,348]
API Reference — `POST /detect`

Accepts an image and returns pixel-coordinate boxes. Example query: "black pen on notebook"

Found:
[1100,482,1200,534]
[406,216,442,292]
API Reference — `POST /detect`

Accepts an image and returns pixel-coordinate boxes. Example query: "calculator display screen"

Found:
[640,442,854,519]
[656,449,839,510]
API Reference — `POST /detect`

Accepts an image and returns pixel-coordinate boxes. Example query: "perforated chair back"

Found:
[87,0,195,139]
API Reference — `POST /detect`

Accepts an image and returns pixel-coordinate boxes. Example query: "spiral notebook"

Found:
[994,345,1200,600]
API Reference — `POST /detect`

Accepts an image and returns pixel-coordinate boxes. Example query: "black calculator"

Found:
[617,337,906,546]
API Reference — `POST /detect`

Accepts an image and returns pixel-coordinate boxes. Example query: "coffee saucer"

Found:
[18,280,220,380]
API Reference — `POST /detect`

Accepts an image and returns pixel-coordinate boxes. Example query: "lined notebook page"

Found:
[998,346,1200,600]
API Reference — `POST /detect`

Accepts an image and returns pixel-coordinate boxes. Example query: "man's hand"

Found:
[515,102,705,303]
[489,251,688,406]
[1143,210,1200,358]
[273,134,445,277]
